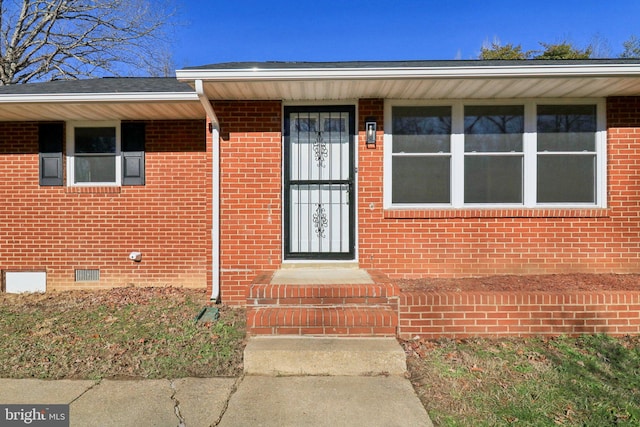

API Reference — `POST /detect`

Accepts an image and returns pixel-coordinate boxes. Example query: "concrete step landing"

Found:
[243,336,407,376]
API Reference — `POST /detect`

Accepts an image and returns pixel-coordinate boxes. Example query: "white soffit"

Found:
[0,92,204,121]
[177,63,640,100]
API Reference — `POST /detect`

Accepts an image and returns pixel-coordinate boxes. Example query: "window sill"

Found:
[65,186,121,194]
[383,208,610,219]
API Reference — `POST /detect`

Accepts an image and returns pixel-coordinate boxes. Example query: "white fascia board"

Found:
[177,63,640,82]
[0,92,200,104]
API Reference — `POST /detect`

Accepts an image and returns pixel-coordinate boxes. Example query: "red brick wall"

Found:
[0,120,210,290]
[358,97,640,278]
[358,99,386,269]
[8,96,640,301]
[399,290,640,339]
[214,101,282,304]
[211,97,640,305]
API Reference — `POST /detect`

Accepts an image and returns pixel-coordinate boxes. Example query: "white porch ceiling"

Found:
[0,101,205,122]
[0,78,206,122]
[193,76,640,101]
[178,61,640,101]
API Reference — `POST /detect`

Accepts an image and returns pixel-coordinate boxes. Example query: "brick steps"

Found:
[246,271,399,337]
[247,306,397,336]
[248,283,397,305]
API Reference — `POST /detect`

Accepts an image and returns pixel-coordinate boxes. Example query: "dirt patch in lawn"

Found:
[398,273,640,293]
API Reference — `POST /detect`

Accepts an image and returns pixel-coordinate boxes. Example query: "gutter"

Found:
[0,92,200,103]
[195,79,221,302]
[177,63,640,82]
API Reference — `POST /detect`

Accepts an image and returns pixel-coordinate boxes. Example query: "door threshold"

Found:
[271,267,372,284]
[281,261,359,269]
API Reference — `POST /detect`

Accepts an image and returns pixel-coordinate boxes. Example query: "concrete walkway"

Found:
[219,375,430,427]
[0,338,433,427]
[0,378,236,427]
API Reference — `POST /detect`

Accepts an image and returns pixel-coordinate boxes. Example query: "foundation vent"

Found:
[75,269,100,282]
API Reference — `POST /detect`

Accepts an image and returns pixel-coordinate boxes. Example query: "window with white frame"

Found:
[464,105,524,204]
[386,101,605,208]
[392,106,452,204]
[67,121,120,186]
[536,105,597,203]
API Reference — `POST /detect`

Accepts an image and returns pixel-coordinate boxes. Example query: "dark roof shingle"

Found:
[0,77,194,95]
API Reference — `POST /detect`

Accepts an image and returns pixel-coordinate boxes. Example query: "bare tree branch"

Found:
[0,0,176,85]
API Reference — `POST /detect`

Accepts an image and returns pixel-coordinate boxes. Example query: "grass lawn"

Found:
[404,335,640,426]
[0,287,245,380]
[2,288,639,426]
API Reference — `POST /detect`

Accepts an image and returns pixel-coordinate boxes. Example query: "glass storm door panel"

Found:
[284,106,355,259]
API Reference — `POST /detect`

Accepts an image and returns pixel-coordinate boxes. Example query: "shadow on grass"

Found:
[405,335,640,427]
[544,335,640,425]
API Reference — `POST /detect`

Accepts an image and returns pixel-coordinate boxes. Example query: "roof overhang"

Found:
[176,61,640,100]
[2,61,640,122]
[0,91,204,122]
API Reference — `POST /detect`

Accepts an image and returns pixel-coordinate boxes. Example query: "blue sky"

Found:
[173,0,639,68]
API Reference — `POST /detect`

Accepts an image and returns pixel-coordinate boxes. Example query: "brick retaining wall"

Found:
[399,291,640,339]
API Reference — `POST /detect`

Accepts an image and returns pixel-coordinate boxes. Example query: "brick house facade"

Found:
[2,61,640,328]
[212,94,640,308]
[0,78,213,293]
[0,119,210,290]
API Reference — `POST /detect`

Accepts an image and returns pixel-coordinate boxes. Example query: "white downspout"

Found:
[195,79,221,302]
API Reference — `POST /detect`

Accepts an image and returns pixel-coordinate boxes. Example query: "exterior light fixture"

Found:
[365,117,377,149]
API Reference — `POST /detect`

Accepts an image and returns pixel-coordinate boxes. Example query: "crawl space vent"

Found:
[75,269,100,282]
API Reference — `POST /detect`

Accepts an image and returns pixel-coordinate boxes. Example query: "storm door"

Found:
[284,106,355,259]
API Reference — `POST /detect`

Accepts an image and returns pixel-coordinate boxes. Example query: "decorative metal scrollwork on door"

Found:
[312,203,328,238]
[312,131,328,168]
[285,107,354,258]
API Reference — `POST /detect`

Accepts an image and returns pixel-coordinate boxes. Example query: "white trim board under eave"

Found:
[0,92,200,104]
[177,63,640,82]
